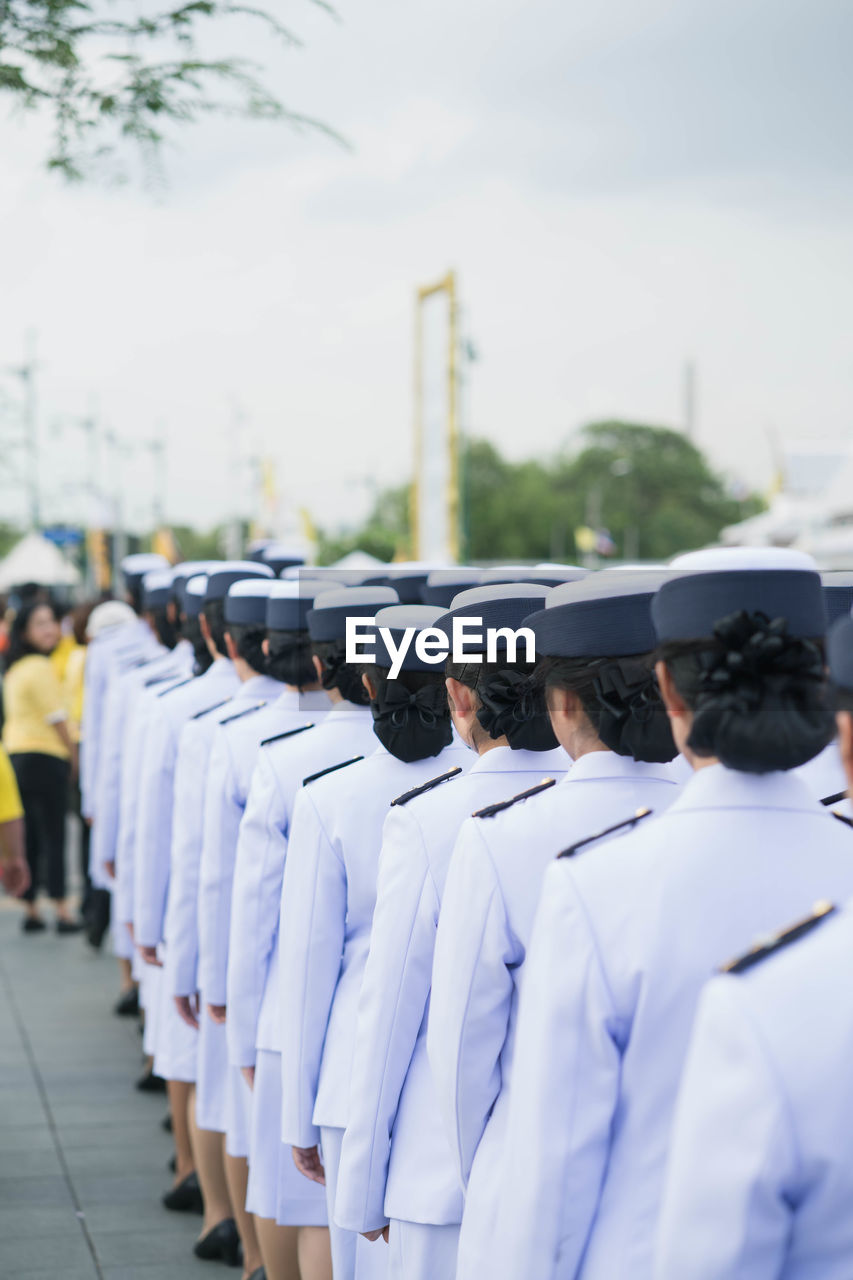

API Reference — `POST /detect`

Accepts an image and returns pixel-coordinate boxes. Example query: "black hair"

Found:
[126,582,144,615]
[201,598,228,656]
[149,606,178,651]
[363,663,452,762]
[537,651,676,764]
[446,657,557,752]
[266,629,317,689]
[311,638,371,706]
[4,600,59,672]
[183,615,213,675]
[657,611,833,773]
[225,621,267,675]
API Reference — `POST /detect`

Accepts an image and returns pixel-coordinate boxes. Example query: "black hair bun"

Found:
[475,670,558,752]
[592,659,675,763]
[687,611,833,772]
[320,642,370,705]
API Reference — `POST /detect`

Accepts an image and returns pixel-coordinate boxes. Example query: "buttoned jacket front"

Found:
[336,744,570,1235]
[279,738,471,1148]
[226,701,376,1069]
[427,751,683,1280]
[489,765,853,1280]
[133,658,237,949]
[198,686,331,1008]
[166,672,280,998]
[656,900,853,1280]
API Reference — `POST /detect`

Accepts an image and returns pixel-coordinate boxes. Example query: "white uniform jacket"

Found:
[133,659,237,949]
[488,765,853,1280]
[198,687,331,1007]
[428,752,683,1280]
[166,673,280,999]
[655,900,853,1280]
[279,738,472,1148]
[81,618,154,820]
[226,700,374,1070]
[794,741,850,811]
[107,645,192,912]
[336,745,570,1235]
[114,671,187,928]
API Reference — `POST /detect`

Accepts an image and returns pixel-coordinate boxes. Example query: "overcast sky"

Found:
[1,0,852,536]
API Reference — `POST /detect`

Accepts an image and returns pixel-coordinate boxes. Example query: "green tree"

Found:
[556,422,763,562]
[314,423,764,567]
[170,523,226,561]
[316,484,411,565]
[0,0,337,180]
[461,439,560,562]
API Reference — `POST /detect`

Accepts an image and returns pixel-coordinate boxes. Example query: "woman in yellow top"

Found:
[2,600,81,933]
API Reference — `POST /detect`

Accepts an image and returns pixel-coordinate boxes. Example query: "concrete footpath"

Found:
[0,903,213,1279]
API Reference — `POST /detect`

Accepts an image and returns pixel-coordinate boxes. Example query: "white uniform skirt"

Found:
[246,1049,327,1226]
[153,962,198,1084]
[225,1063,252,1159]
[195,1004,229,1132]
[110,889,134,959]
[141,963,162,1058]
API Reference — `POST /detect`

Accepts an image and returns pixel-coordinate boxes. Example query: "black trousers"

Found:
[11,753,70,903]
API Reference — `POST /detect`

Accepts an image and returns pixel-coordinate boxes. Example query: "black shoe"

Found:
[193,1218,242,1266]
[136,1069,167,1094]
[162,1171,204,1214]
[56,918,83,935]
[161,1113,173,1133]
[85,887,111,949]
[22,917,47,934]
[114,988,139,1017]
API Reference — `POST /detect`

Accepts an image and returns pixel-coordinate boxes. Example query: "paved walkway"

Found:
[0,903,212,1279]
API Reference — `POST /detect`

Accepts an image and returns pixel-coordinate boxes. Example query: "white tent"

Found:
[0,533,81,592]
[330,551,386,570]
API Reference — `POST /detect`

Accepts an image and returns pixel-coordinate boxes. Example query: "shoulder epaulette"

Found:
[557,808,653,859]
[145,672,181,689]
[303,756,364,787]
[157,676,193,698]
[261,723,315,748]
[391,766,463,807]
[190,697,232,721]
[219,701,268,727]
[821,790,848,807]
[473,776,556,819]
[832,810,853,829]
[720,900,837,975]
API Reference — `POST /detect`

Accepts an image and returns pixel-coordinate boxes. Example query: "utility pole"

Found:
[683,360,697,441]
[148,433,167,528]
[7,332,41,530]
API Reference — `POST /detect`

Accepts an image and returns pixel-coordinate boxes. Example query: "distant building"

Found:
[723,439,853,567]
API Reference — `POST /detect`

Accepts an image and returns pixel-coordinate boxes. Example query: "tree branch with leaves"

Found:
[0,0,340,180]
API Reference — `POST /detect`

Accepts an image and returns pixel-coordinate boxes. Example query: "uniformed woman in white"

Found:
[426,571,682,1280]
[169,573,280,1273]
[335,585,569,1280]
[201,586,330,1280]
[279,604,472,1280]
[228,584,395,1280]
[654,611,853,1280]
[488,548,853,1280]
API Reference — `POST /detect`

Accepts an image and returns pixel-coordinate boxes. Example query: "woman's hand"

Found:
[292,1145,326,1186]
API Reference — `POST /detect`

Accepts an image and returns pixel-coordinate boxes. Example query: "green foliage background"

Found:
[316,422,764,565]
